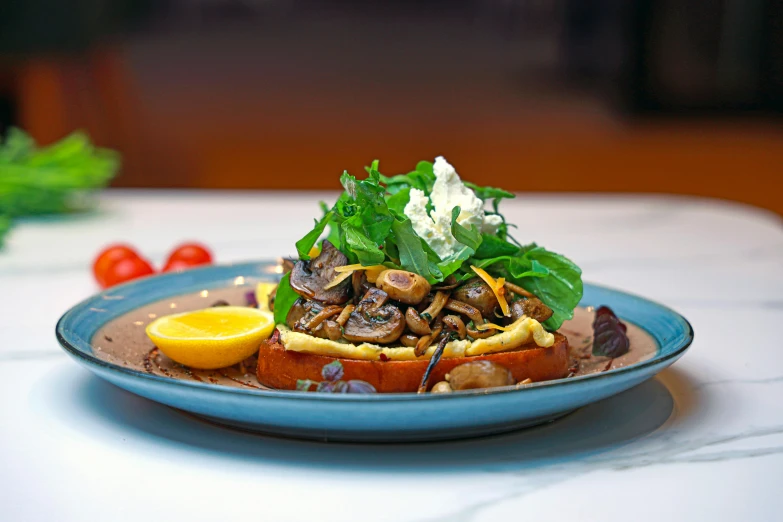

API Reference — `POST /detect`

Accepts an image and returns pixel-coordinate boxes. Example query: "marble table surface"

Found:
[2,190,783,522]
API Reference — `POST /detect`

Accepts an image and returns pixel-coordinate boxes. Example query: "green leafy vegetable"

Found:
[450,206,482,252]
[273,273,300,325]
[0,128,120,247]
[391,217,438,282]
[293,157,583,331]
[296,211,333,259]
[464,182,514,202]
[474,233,519,259]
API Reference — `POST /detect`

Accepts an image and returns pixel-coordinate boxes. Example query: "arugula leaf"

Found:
[450,207,482,252]
[464,182,515,202]
[296,157,582,332]
[385,187,410,215]
[296,211,333,259]
[437,245,473,279]
[474,233,519,259]
[273,273,300,325]
[379,160,435,195]
[391,217,437,282]
[517,248,583,330]
[342,224,385,265]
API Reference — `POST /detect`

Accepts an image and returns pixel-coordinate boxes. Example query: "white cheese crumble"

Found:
[404,156,503,259]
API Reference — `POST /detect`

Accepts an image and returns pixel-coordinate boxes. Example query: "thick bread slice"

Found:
[257,332,569,393]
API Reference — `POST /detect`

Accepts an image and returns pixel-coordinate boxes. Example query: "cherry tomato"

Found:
[93,244,141,287]
[102,256,155,288]
[163,243,212,272]
[162,259,196,272]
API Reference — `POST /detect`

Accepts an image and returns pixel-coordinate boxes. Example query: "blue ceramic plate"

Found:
[56,261,693,442]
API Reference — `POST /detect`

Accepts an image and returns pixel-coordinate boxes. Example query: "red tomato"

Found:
[93,244,141,287]
[163,259,196,272]
[102,256,155,288]
[163,243,213,271]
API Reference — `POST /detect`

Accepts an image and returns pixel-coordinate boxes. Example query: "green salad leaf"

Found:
[0,128,120,247]
[291,158,583,331]
[273,273,300,325]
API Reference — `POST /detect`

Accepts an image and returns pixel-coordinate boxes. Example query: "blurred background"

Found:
[1,0,781,214]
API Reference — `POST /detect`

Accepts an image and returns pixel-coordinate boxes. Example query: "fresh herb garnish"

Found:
[289,159,583,331]
[272,273,300,325]
[0,128,120,247]
[592,306,630,357]
[296,360,377,393]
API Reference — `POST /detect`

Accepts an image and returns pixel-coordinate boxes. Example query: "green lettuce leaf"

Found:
[273,273,299,325]
[296,211,334,259]
[474,233,519,259]
[391,217,439,283]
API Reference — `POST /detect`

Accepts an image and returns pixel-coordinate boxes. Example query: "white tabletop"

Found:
[2,190,783,522]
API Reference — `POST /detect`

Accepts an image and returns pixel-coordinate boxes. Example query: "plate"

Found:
[56,261,693,442]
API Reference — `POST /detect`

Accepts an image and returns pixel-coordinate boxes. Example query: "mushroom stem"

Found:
[406,307,432,336]
[400,334,419,347]
[414,315,444,357]
[334,304,355,327]
[466,325,497,339]
[444,298,484,326]
[304,305,343,331]
[442,315,467,340]
[322,320,343,341]
[417,333,455,393]
[504,281,535,299]
[421,291,449,322]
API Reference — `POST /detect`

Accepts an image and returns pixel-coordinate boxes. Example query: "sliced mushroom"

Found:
[376,269,431,305]
[285,297,312,329]
[503,281,535,299]
[414,314,444,356]
[400,334,419,347]
[335,304,355,326]
[343,287,406,344]
[466,325,497,339]
[509,297,553,324]
[406,307,432,336]
[442,315,467,340]
[444,299,484,326]
[433,275,459,291]
[352,270,371,303]
[289,240,351,304]
[452,278,499,318]
[287,299,339,340]
[304,305,343,331]
[421,291,449,321]
[447,361,515,390]
[431,381,453,393]
[322,320,343,341]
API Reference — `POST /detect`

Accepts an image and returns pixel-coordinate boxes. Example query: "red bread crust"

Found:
[257,332,569,393]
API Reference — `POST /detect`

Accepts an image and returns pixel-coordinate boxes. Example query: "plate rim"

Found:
[55,260,694,402]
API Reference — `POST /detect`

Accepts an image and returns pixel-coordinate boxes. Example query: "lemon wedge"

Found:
[254,282,278,312]
[146,306,274,369]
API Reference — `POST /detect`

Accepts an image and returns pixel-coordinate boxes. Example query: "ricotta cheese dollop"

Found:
[404,156,502,259]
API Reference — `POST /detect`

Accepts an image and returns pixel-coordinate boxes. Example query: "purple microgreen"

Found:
[316,381,337,393]
[321,360,344,381]
[297,361,376,393]
[344,380,377,393]
[592,306,630,357]
[296,379,317,391]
